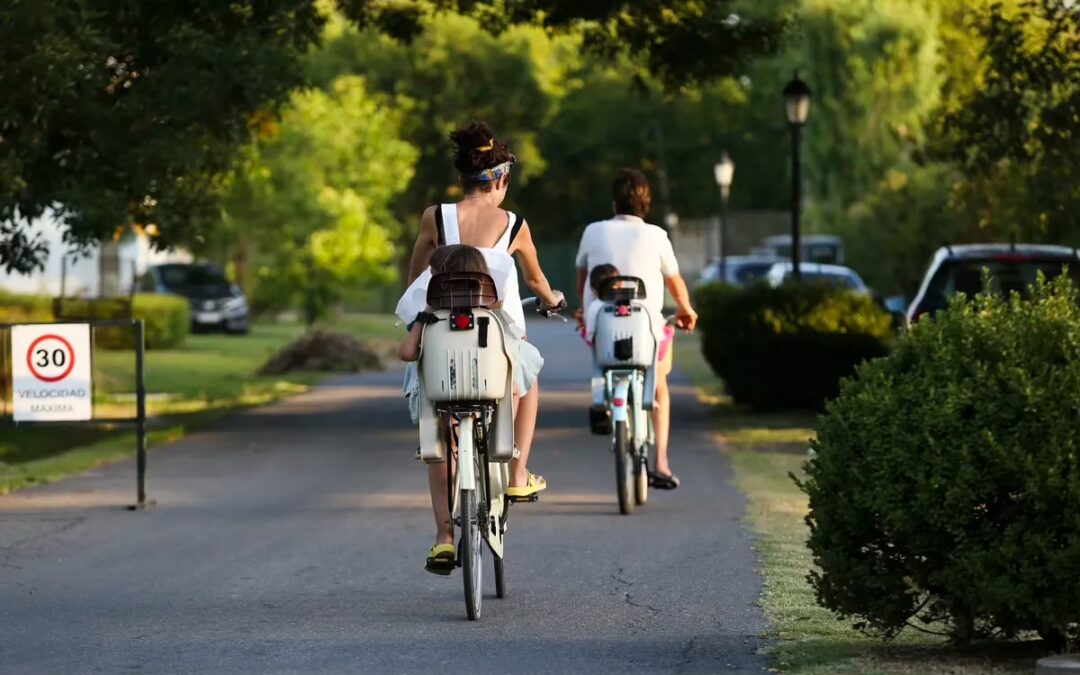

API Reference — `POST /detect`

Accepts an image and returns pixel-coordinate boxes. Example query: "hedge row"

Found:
[0,293,189,349]
[694,282,894,409]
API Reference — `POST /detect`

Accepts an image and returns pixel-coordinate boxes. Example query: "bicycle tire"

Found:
[494,553,506,599]
[614,419,634,515]
[460,487,482,620]
[635,455,649,505]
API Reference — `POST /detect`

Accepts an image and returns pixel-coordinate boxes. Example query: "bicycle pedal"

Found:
[507,493,540,504]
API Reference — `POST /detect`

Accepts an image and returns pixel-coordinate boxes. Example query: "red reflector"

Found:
[612,397,625,407]
[616,305,630,316]
[453,313,471,330]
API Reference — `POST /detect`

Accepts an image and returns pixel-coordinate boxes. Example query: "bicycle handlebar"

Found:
[521,296,568,322]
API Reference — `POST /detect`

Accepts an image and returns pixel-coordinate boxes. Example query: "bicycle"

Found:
[416,272,561,620]
[587,276,672,515]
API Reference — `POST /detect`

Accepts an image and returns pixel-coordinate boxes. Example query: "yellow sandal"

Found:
[507,472,547,498]
[425,543,456,576]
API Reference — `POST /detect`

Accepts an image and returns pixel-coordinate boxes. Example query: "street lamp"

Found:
[713,152,735,283]
[782,71,811,280]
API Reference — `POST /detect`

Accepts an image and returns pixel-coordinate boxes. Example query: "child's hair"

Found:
[430,244,490,275]
[589,263,620,293]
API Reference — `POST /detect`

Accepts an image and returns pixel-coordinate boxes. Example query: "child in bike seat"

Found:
[399,244,544,575]
[399,244,544,425]
[580,263,620,346]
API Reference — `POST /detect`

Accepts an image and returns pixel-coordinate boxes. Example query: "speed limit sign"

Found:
[11,324,92,421]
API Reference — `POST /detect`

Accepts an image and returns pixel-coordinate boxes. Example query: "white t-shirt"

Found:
[576,215,680,339]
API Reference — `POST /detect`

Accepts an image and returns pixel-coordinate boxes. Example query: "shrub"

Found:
[802,277,1080,647]
[694,282,893,409]
[0,291,53,323]
[57,295,189,349]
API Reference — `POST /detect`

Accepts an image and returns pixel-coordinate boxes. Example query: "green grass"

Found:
[675,333,1038,674]
[0,314,396,493]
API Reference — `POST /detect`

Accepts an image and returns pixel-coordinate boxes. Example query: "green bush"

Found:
[56,295,189,349]
[801,277,1080,646]
[0,290,53,323]
[694,282,893,409]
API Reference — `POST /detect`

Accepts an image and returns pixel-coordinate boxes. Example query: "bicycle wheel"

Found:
[614,418,635,515]
[494,554,506,599]
[460,487,482,620]
[635,454,649,505]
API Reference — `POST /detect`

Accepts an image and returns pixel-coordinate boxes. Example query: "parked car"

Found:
[906,244,1080,324]
[139,263,250,334]
[696,255,784,287]
[760,234,845,265]
[765,262,869,293]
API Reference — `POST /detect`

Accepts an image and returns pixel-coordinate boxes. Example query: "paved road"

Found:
[0,321,768,674]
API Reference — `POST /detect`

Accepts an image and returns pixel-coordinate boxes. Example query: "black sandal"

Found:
[648,470,681,490]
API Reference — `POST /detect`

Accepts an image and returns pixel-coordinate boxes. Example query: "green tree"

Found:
[219,76,417,319]
[0,0,325,272]
[339,0,790,87]
[935,0,1080,243]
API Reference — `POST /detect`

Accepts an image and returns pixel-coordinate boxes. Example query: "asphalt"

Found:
[0,320,769,674]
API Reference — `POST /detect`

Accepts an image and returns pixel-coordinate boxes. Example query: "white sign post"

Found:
[11,323,93,422]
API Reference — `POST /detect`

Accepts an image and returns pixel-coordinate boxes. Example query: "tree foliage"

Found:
[338,0,790,87]
[313,12,781,245]
[219,76,416,316]
[0,0,324,272]
[936,0,1080,242]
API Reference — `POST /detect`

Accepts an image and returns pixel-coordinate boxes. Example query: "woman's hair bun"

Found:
[449,121,514,176]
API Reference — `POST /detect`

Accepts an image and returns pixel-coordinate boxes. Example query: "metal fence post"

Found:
[134,319,147,507]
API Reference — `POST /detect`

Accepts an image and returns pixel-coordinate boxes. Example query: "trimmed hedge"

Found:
[695,282,893,409]
[802,277,1080,646]
[0,290,52,323]
[4,293,190,349]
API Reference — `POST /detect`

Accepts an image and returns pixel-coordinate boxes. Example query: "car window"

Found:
[803,271,859,289]
[930,257,1080,298]
[734,263,775,284]
[157,265,230,294]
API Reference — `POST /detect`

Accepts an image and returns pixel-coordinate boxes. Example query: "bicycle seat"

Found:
[598,276,647,303]
[427,272,499,309]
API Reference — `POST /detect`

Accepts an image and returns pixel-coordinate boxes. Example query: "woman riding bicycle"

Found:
[574,168,698,489]
[397,121,564,570]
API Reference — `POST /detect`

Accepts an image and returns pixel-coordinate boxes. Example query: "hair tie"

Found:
[477,139,495,152]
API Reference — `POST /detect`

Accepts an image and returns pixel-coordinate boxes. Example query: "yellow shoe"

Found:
[425,543,456,575]
[507,473,547,499]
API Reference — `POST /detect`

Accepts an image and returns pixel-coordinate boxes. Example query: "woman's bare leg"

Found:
[510,380,540,486]
[651,346,675,476]
[428,462,454,546]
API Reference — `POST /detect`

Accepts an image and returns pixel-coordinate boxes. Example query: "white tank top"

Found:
[395,204,526,334]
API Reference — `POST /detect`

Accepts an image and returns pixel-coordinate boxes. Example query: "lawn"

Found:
[0,314,398,493]
[674,334,1039,675]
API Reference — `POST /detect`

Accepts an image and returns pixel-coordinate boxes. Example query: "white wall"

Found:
[0,212,191,297]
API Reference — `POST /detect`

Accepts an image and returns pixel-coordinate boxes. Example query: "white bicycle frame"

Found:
[607,369,653,452]
[452,413,508,559]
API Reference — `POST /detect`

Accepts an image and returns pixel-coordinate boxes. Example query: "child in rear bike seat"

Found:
[399,244,544,425]
[399,244,544,574]
[580,263,620,346]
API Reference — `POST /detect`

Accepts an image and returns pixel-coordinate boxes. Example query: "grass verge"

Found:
[675,334,1038,675]
[0,314,397,493]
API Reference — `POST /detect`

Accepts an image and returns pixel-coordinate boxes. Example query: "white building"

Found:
[0,212,190,297]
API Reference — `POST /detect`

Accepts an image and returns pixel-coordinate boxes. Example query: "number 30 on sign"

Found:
[11,324,93,422]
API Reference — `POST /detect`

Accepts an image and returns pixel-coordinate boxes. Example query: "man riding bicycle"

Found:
[574,168,698,489]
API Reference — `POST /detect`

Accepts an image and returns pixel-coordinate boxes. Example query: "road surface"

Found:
[0,320,768,674]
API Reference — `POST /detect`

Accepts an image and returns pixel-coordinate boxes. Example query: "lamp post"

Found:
[713,152,735,283]
[782,71,811,281]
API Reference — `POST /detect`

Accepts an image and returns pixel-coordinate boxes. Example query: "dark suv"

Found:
[139,263,250,334]
[907,244,1080,324]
